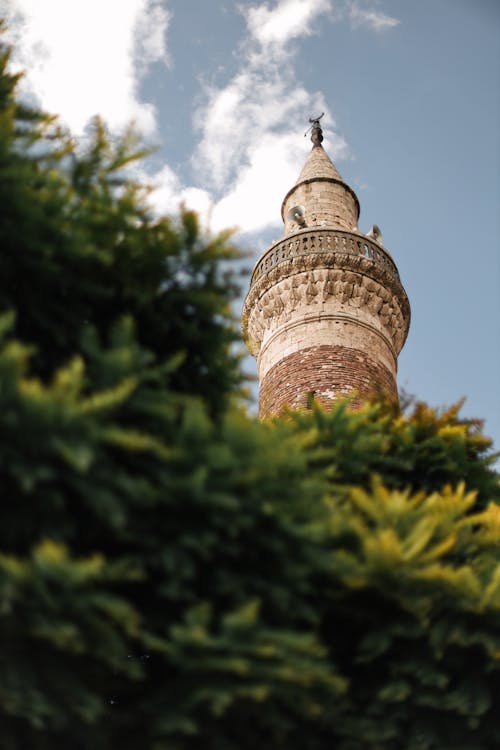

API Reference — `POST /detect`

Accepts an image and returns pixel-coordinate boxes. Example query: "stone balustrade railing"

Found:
[250,228,400,287]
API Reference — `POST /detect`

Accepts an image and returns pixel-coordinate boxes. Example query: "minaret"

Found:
[241,116,410,418]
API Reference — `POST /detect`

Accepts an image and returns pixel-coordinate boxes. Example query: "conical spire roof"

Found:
[295,143,344,185]
[281,117,360,232]
[281,120,359,234]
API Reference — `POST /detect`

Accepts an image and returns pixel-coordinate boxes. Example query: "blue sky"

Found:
[3,0,500,451]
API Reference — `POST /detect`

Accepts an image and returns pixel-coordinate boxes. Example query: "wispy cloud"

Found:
[134,1,172,79]
[348,2,400,32]
[2,0,399,239]
[211,132,328,235]
[193,72,334,193]
[189,0,399,234]
[3,0,171,136]
[143,163,213,223]
[192,0,344,233]
[246,0,333,51]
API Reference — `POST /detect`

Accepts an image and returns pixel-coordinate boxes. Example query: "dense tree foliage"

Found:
[1,30,500,750]
[0,34,242,414]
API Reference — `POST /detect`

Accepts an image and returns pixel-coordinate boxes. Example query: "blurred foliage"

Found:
[0,31,243,416]
[1,26,500,750]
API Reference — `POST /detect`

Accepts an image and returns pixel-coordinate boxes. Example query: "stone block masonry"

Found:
[282,178,359,233]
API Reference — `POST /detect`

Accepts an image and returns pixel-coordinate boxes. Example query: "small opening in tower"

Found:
[306,390,316,409]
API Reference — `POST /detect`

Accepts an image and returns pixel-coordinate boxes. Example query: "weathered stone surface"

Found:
[241,141,410,418]
[281,144,360,234]
[283,179,359,233]
[243,256,409,360]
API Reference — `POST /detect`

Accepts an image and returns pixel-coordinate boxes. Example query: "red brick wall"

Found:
[259,344,397,418]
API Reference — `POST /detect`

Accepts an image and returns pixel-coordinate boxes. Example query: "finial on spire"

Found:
[305,112,324,146]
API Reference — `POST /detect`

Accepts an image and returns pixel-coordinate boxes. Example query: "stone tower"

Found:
[241,116,410,418]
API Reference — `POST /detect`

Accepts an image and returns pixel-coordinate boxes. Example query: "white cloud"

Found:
[194,73,326,191]
[189,0,399,238]
[134,1,172,78]
[142,0,350,238]
[1,0,399,242]
[246,0,332,50]
[348,2,400,32]
[211,127,348,235]
[142,129,344,237]
[213,134,303,233]
[192,0,337,236]
[212,133,314,234]
[3,0,171,136]
[142,163,214,229]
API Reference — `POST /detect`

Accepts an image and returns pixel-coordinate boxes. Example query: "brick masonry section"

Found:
[259,344,398,419]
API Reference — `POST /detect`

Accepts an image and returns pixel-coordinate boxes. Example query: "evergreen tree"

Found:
[0,30,242,415]
[0,28,499,750]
